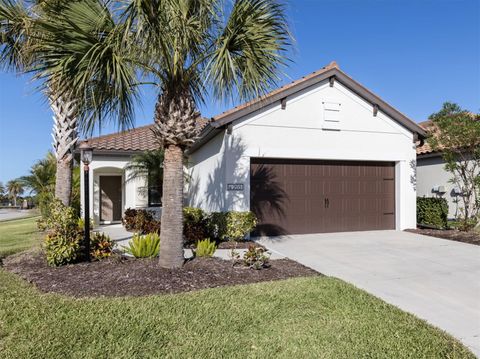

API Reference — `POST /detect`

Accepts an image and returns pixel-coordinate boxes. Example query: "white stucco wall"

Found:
[187,79,418,230]
[417,155,476,219]
[80,154,149,224]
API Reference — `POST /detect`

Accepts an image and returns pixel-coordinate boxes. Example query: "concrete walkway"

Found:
[256,230,480,356]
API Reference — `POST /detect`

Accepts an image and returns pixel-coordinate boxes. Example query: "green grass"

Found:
[0,216,42,258]
[0,270,473,358]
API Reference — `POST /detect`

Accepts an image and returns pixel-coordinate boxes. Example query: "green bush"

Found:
[183,207,208,245]
[243,244,270,270]
[225,211,257,241]
[207,212,228,240]
[44,234,80,266]
[417,197,449,229]
[123,233,160,258]
[194,238,216,257]
[206,211,257,241]
[90,232,114,260]
[42,199,82,266]
[122,208,161,234]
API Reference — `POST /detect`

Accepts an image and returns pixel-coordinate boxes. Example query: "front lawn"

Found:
[0,216,42,258]
[0,269,473,358]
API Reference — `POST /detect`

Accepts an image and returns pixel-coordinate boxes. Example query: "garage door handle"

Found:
[325,198,330,208]
[383,212,394,215]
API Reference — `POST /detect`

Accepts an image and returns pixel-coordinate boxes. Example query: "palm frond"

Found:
[206,0,292,102]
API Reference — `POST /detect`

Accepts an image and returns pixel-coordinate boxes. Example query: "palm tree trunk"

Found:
[50,94,78,206]
[55,159,72,206]
[158,145,185,268]
[153,89,200,269]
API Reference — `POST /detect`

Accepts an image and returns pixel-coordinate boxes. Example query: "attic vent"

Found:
[322,101,342,130]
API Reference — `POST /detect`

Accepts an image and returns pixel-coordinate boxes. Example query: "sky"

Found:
[0,0,479,184]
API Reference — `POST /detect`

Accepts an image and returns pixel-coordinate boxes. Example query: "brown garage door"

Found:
[250,159,395,235]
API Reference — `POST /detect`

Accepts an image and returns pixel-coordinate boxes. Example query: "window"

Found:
[148,174,162,207]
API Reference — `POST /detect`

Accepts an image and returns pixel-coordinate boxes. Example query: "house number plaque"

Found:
[227,183,244,191]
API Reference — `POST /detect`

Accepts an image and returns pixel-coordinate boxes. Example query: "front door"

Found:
[100,176,122,222]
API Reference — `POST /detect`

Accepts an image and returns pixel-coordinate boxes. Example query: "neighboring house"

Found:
[416,120,477,219]
[79,61,426,234]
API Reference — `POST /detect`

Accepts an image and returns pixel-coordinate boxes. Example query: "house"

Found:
[416,120,478,219]
[79,61,426,234]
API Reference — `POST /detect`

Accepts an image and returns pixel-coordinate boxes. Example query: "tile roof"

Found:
[82,118,210,152]
[82,124,157,152]
[416,120,437,155]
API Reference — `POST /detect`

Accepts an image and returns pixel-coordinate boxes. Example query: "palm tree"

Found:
[125,149,164,201]
[0,0,102,206]
[32,0,292,268]
[0,181,5,199]
[20,151,56,214]
[7,179,23,207]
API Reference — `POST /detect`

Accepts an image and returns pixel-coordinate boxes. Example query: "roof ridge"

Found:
[212,61,339,121]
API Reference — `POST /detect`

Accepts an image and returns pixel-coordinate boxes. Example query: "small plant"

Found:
[243,244,270,270]
[183,207,208,245]
[123,233,160,258]
[417,197,449,229]
[44,234,80,266]
[90,232,114,260]
[225,211,257,241]
[122,208,161,234]
[194,238,217,257]
[207,211,257,241]
[42,199,83,266]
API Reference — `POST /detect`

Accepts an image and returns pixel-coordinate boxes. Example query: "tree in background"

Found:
[428,102,480,230]
[7,179,23,207]
[125,150,164,204]
[0,181,5,203]
[20,152,56,216]
[36,0,292,268]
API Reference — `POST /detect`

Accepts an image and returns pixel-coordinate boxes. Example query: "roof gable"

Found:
[210,61,426,138]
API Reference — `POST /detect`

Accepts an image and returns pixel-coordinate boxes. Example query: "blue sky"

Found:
[0,0,479,184]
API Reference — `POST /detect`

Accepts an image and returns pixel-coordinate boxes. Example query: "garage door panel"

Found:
[251,159,395,235]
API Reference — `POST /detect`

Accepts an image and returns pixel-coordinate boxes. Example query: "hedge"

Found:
[416,197,449,229]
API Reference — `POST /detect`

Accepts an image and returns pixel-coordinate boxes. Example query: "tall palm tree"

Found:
[7,179,23,207]
[32,0,292,268]
[0,0,109,206]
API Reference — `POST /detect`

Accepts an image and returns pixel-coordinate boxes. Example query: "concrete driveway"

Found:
[256,230,480,356]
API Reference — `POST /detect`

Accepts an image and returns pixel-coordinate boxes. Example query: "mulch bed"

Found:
[3,251,319,298]
[405,228,480,246]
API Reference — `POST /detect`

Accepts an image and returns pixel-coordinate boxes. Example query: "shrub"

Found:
[90,232,114,260]
[183,207,208,245]
[42,199,82,266]
[208,211,257,241]
[44,234,80,267]
[225,211,257,241]
[207,212,228,241]
[417,197,449,229]
[122,208,161,234]
[123,233,160,258]
[194,238,217,257]
[243,244,270,270]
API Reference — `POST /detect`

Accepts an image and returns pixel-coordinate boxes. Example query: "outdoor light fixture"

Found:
[80,142,93,165]
[79,142,93,261]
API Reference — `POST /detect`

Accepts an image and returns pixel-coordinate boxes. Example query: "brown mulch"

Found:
[3,251,319,298]
[216,241,265,249]
[405,228,480,246]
